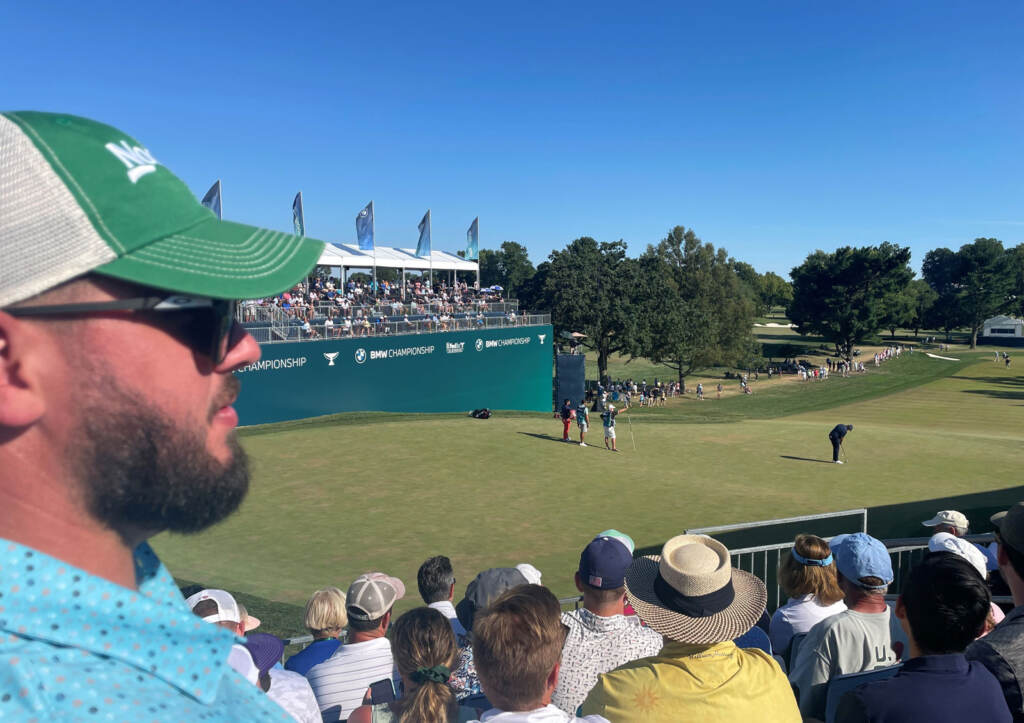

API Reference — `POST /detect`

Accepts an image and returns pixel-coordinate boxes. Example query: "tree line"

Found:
[480,230,1023,387]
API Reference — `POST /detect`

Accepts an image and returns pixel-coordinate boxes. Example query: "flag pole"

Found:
[476,218,481,290]
[371,200,377,300]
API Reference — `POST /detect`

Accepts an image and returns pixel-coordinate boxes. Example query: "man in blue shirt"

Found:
[835,552,1010,722]
[0,111,323,719]
[829,423,853,464]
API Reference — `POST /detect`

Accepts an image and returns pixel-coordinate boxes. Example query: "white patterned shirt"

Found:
[552,608,663,715]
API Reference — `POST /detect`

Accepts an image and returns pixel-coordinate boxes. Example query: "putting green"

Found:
[152,354,1022,635]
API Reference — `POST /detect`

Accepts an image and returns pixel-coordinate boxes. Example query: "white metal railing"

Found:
[243,313,551,344]
[239,299,520,324]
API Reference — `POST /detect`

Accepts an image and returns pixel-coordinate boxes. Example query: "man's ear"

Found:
[0,313,47,428]
[894,595,906,621]
[574,572,584,593]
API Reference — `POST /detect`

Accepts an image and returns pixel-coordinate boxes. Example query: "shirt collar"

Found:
[569,607,636,633]
[901,653,968,674]
[0,538,240,703]
[428,600,458,619]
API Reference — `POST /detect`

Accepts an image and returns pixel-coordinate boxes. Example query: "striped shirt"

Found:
[306,637,399,721]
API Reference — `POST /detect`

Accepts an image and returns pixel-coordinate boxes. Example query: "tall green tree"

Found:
[631,227,759,389]
[921,247,964,342]
[788,242,913,358]
[477,242,536,299]
[958,238,1014,348]
[907,279,938,338]
[760,272,793,316]
[542,237,636,381]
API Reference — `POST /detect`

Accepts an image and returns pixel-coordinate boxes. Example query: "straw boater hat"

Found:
[624,534,766,644]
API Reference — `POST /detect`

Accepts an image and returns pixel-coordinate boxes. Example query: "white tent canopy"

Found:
[316,243,478,272]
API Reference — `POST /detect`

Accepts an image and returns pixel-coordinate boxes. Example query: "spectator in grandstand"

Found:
[243,632,322,723]
[967,502,1024,719]
[834,552,1010,723]
[769,534,847,655]
[418,555,468,644]
[928,532,1004,631]
[582,534,800,722]
[349,607,484,723]
[187,588,249,637]
[471,585,609,722]
[307,573,405,721]
[923,509,998,572]
[789,532,906,720]
[552,535,663,715]
[451,567,529,703]
[0,110,323,720]
[285,587,349,676]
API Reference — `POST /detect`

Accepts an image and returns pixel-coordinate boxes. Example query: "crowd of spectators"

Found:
[240,277,529,339]
[175,505,1024,722]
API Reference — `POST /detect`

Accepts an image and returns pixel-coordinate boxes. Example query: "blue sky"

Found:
[3,1,1021,276]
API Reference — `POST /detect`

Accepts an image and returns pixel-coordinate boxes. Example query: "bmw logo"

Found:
[354,348,367,364]
[475,338,484,352]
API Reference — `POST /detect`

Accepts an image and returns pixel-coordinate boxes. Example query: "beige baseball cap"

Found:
[922,510,969,530]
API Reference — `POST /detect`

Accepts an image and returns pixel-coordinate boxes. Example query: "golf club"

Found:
[626,411,637,451]
[841,443,848,462]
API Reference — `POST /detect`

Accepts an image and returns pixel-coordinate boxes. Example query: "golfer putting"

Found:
[601,403,627,452]
[828,423,853,464]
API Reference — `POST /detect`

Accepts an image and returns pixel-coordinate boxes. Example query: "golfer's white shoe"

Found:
[835,460,844,464]
[580,442,587,447]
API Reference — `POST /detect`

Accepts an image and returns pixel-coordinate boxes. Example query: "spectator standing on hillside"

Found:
[560,399,574,442]
[576,399,590,447]
[472,585,609,723]
[582,534,799,722]
[307,573,405,721]
[601,404,623,452]
[0,111,322,720]
[835,553,1010,723]
[789,533,906,720]
[967,502,1024,719]
[552,536,663,715]
[285,587,349,676]
[769,535,847,656]
[829,423,853,464]
[418,555,468,644]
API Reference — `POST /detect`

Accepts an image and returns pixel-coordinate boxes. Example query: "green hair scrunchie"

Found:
[411,665,451,684]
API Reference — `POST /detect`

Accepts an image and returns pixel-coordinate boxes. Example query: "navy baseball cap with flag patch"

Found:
[579,535,634,590]
[0,111,325,307]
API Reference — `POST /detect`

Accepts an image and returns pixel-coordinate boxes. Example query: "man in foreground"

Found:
[835,552,1009,722]
[0,111,323,718]
[471,585,609,722]
[789,532,906,720]
[828,423,853,463]
[582,534,800,722]
[306,573,405,721]
[552,535,663,715]
[967,502,1024,719]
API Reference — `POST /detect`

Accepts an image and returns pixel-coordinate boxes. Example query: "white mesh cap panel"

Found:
[0,115,116,307]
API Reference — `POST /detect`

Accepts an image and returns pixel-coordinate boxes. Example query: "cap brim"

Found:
[94,216,325,300]
[992,511,1008,531]
[624,556,766,645]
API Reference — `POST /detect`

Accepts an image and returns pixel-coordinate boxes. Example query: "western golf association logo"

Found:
[104,140,159,183]
[354,348,367,364]
[475,338,484,351]
[538,334,546,344]
[446,341,465,354]
[323,352,339,366]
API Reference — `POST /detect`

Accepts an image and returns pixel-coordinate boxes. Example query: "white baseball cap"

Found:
[922,510,969,530]
[186,588,241,624]
[928,532,987,578]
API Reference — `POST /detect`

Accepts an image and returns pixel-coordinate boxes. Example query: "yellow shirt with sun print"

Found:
[581,640,800,723]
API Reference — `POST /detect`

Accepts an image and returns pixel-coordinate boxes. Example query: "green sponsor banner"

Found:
[234,325,553,425]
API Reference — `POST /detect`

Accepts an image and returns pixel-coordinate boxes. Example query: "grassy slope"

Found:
[154,350,1021,639]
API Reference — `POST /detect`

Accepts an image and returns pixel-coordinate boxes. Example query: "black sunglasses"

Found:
[5,295,237,365]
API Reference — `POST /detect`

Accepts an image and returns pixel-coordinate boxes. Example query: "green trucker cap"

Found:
[0,111,325,307]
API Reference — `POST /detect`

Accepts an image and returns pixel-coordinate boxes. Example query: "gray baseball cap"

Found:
[346,573,406,621]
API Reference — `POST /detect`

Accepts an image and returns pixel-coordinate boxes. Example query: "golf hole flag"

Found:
[416,209,431,258]
[292,192,305,237]
[356,201,374,251]
[201,180,222,220]
[466,217,479,260]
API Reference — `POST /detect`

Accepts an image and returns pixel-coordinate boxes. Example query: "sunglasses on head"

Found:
[5,294,238,365]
